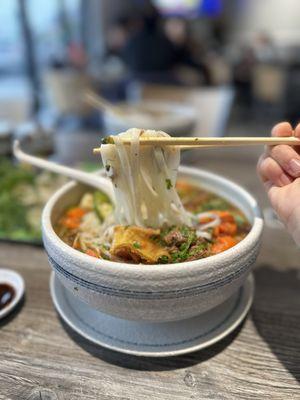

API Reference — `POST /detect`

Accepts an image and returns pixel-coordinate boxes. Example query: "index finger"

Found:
[270,121,300,155]
[294,122,300,138]
[271,122,293,137]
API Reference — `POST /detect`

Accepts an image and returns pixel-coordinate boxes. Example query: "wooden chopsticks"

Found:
[93,136,300,154]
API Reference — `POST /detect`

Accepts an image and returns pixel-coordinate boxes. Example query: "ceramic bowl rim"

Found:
[42,166,263,275]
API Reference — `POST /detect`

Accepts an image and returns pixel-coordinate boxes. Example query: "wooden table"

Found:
[1,147,299,400]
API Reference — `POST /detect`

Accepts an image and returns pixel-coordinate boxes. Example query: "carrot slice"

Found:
[86,249,98,258]
[199,216,213,224]
[67,207,86,219]
[176,181,194,194]
[215,222,237,236]
[211,236,237,254]
[213,210,235,223]
[62,217,80,229]
[60,207,86,230]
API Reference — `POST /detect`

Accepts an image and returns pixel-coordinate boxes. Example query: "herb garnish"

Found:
[157,255,169,264]
[165,178,173,190]
[133,242,141,249]
[101,136,114,145]
[170,226,196,262]
[232,213,246,227]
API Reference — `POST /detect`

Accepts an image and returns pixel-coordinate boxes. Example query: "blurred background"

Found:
[1,0,300,243]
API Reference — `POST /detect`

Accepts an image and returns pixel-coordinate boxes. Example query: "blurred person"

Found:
[211,18,227,48]
[233,45,256,106]
[257,122,300,247]
[164,17,210,85]
[253,32,277,63]
[118,3,208,85]
[48,42,87,71]
[121,4,178,78]
[107,21,128,55]
[101,15,142,101]
[106,16,140,56]
[164,17,188,47]
[68,42,87,70]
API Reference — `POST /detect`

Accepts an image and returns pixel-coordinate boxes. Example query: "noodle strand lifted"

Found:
[100,128,191,228]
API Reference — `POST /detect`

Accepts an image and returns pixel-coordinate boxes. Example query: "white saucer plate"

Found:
[50,272,254,357]
[0,269,25,320]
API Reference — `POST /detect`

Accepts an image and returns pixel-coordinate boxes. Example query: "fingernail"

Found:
[279,174,292,186]
[289,159,300,176]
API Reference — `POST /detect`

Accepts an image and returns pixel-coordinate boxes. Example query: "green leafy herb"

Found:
[179,242,186,251]
[165,178,173,190]
[133,242,141,249]
[171,227,197,262]
[157,255,169,264]
[232,213,246,227]
[101,136,114,145]
[150,234,164,246]
[188,242,209,257]
[197,197,231,212]
[0,158,40,241]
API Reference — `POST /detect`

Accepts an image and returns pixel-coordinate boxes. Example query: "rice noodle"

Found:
[100,128,191,228]
[58,129,228,261]
[75,212,115,253]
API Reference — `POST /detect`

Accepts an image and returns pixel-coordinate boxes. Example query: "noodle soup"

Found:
[56,129,251,264]
[55,181,250,264]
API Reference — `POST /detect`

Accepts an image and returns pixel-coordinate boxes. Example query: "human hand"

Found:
[257,122,300,246]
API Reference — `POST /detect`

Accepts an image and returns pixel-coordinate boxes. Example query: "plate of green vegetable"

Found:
[0,157,66,244]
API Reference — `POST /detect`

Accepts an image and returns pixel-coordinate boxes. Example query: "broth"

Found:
[55,181,250,264]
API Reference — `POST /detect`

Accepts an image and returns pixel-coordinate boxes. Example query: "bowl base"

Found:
[50,272,254,357]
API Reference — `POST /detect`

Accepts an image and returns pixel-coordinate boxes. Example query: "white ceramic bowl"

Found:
[42,166,263,322]
[102,100,196,136]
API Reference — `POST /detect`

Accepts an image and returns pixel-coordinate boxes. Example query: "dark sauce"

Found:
[0,283,15,310]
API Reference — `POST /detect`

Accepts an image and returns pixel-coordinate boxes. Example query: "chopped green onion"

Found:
[157,255,169,264]
[165,179,173,190]
[233,213,246,227]
[101,136,114,144]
